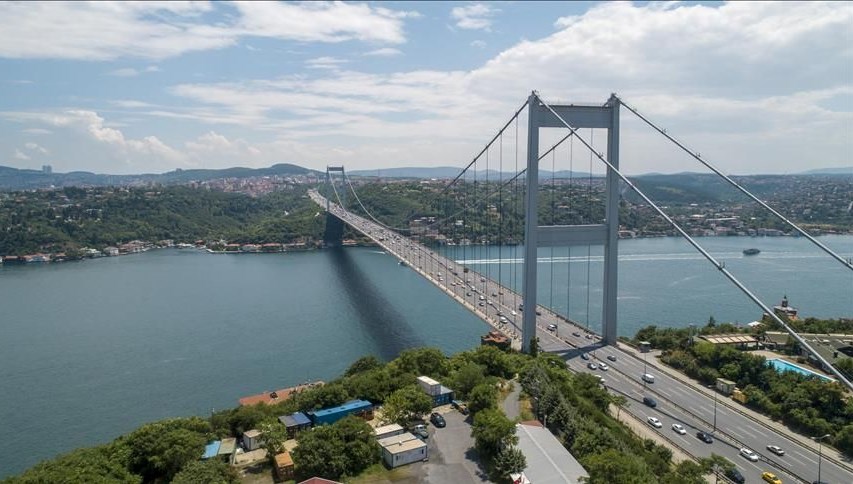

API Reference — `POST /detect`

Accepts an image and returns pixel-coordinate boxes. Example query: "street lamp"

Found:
[815,433,831,483]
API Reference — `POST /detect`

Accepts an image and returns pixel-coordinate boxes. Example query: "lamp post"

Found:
[816,433,831,483]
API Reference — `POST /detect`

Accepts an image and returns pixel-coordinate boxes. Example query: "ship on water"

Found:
[743,248,760,255]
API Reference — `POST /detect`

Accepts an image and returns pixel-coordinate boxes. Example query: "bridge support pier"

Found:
[522,93,621,352]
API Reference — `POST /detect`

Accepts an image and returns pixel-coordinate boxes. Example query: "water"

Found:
[443,235,853,335]
[1,236,851,477]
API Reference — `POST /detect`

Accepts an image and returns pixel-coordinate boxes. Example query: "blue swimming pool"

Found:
[767,358,834,382]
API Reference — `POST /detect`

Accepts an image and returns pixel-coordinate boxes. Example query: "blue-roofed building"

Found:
[279,411,312,437]
[202,440,221,460]
[308,399,374,426]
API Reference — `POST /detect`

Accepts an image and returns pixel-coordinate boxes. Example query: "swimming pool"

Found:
[767,358,834,382]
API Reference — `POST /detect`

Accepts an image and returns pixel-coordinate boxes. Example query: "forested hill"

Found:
[0,185,325,256]
[0,163,319,191]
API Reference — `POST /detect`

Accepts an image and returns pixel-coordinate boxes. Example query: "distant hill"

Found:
[0,163,320,191]
[799,167,853,175]
[347,166,595,179]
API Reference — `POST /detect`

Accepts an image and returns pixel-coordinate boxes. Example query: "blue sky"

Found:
[0,1,850,175]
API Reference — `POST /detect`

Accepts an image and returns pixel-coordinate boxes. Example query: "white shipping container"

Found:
[417,376,441,396]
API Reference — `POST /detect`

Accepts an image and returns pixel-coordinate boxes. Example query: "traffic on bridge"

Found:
[310,188,852,484]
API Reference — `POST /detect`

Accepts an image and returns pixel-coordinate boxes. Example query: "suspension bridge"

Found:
[312,92,853,484]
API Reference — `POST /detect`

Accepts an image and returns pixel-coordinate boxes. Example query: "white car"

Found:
[766,445,785,456]
[739,447,759,462]
[547,324,557,331]
[598,363,609,371]
[671,423,686,435]
[647,417,662,428]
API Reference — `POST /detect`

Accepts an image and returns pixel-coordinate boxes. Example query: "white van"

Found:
[642,373,655,384]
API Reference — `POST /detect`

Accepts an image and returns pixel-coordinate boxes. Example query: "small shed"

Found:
[217,437,236,461]
[431,385,455,407]
[274,451,295,480]
[279,412,312,437]
[378,432,428,468]
[374,423,405,440]
[243,429,262,451]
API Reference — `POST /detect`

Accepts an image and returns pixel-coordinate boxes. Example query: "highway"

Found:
[311,190,853,484]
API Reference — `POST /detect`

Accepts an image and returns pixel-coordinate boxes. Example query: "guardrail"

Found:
[617,346,852,475]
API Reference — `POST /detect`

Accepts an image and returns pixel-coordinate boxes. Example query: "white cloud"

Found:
[110,65,161,77]
[14,149,29,160]
[24,142,48,154]
[305,56,349,69]
[0,2,416,61]
[22,128,51,135]
[470,40,486,48]
[451,3,499,31]
[364,47,402,57]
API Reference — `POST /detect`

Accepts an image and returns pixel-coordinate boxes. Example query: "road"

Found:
[311,190,853,484]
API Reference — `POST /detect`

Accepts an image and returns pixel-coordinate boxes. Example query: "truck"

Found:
[716,378,736,396]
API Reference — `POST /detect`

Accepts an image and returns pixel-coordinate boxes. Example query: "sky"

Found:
[0,1,850,176]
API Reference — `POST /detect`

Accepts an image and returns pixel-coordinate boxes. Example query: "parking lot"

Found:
[418,406,489,484]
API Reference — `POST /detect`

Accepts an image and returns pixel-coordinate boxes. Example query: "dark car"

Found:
[725,467,745,484]
[642,396,657,408]
[696,431,714,444]
[607,354,617,362]
[429,412,446,428]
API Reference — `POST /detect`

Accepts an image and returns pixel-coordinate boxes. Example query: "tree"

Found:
[381,385,433,426]
[529,337,539,357]
[7,446,141,484]
[257,421,289,456]
[125,417,210,482]
[392,347,447,377]
[699,453,735,475]
[171,460,239,484]
[290,416,380,481]
[492,446,527,478]
[471,408,517,457]
[468,382,498,415]
[452,362,487,399]
[660,460,705,484]
[345,355,383,377]
[581,449,656,484]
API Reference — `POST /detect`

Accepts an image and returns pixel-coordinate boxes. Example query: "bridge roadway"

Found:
[310,190,852,484]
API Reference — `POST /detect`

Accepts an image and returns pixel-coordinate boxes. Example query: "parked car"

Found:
[671,423,686,434]
[740,447,759,462]
[725,467,745,484]
[429,412,446,428]
[413,424,429,439]
[761,471,782,484]
[647,416,662,428]
[451,400,469,415]
[696,431,713,444]
[607,354,617,362]
[766,445,785,456]
[643,396,657,408]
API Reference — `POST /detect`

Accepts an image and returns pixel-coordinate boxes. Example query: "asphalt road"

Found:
[311,190,852,484]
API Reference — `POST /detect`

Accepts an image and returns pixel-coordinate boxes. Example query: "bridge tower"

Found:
[323,166,348,246]
[522,93,621,352]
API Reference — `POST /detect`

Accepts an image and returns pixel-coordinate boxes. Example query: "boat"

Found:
[743,248,760,255]
[399,260,408,267]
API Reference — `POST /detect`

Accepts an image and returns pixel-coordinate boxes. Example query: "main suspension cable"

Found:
[536,93,853,391]
[617,96,852,272]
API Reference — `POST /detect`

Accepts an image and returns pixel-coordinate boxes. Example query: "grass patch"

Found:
[349,463,414,483]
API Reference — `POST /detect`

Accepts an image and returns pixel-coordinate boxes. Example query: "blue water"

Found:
[767,358,834,382]
[0,235,851,477]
